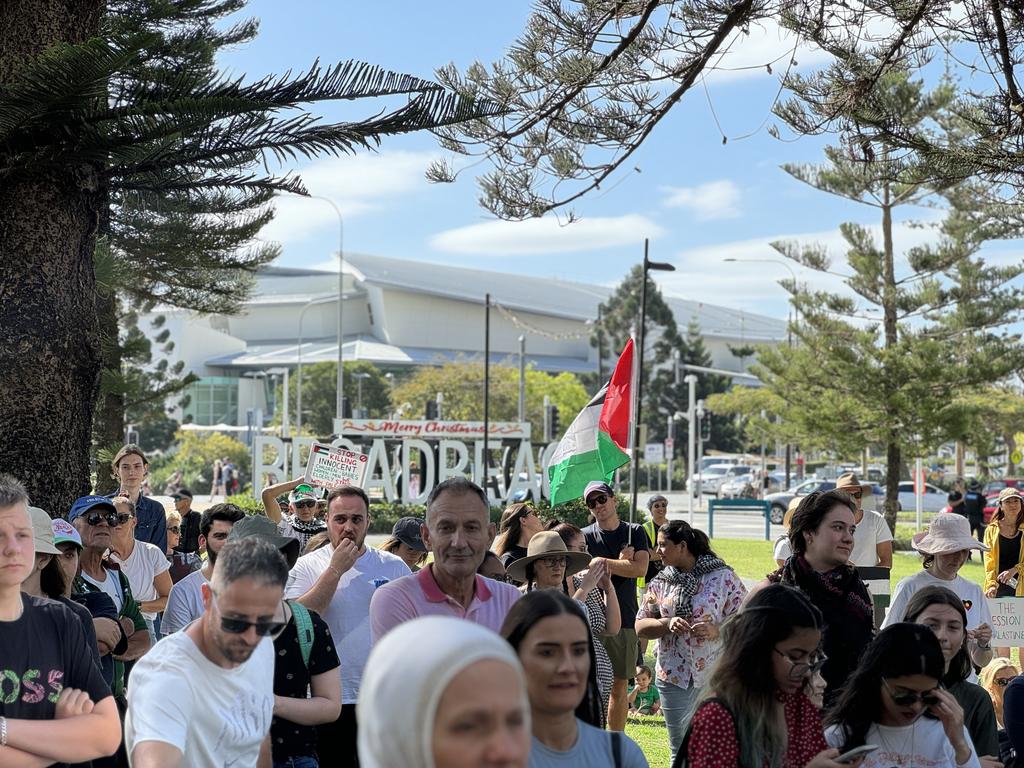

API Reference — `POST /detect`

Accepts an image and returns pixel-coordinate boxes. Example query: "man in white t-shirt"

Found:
[162,503,244,634]
[836,473,894,598]
[286,485,409,768]
[126,536,289,768]
[109,495,171,639]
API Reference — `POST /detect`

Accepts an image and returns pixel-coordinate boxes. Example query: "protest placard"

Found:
[303,442,369,491]
[989,597,1024,646]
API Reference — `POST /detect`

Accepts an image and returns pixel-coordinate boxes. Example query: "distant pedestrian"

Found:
[963,480,988,543]
[949,478,966,516]
[210,458,225,499]
[171,488,200,554]
[639,494,669,591]
[358,616,531,768]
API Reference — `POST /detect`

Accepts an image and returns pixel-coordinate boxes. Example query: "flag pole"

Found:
[628,241,649,525]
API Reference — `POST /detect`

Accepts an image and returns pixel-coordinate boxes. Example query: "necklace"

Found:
[874,721,915,768]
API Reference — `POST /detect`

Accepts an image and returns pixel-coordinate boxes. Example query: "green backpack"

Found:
[289,599,314,669]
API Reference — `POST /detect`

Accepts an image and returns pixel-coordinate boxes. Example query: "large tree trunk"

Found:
[91,289,124,495]
[0,1,105,515]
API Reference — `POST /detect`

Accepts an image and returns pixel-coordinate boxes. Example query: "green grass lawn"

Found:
[625,714,671,768]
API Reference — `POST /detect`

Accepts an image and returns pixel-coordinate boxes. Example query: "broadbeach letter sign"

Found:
[253,418,556,506]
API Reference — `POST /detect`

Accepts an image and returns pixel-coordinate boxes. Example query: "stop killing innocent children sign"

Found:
[304,442,369,490]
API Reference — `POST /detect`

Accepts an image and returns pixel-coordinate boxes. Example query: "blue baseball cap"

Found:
[67,495,117,524]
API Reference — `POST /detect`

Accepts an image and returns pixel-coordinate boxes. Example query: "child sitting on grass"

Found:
[628,666,661,716]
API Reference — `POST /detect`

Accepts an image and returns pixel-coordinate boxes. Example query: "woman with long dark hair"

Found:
[681,584,846,768]
[902,585,1000,760]
[495,502,545,571]
[766,489,874,706]
[635,520,746,763]
[825,623,980,768]
[501,590,648,767]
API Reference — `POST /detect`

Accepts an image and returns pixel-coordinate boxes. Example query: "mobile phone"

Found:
[835,744,879,764]
[1010,575,1019,589]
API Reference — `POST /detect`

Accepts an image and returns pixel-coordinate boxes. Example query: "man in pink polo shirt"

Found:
[370,477,521,642]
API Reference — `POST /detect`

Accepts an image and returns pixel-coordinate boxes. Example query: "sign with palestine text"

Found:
[989,597,1024,647]
[304,442,369,491]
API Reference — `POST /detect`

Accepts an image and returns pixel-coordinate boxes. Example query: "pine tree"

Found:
[762,70,1024,528]
[0,1,498,512]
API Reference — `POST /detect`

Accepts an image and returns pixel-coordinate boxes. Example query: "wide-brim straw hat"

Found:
[506,531,591,583]
[912,512,990,555]
[836,472,872,495]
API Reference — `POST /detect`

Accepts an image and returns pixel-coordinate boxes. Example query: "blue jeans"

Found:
[657,678,699,763]
[273,758,318,768]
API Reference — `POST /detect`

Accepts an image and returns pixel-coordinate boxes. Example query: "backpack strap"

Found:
[289,599,314,669]
[610,731,623,768]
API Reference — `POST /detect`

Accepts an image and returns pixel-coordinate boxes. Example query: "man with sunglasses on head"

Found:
[580,480,650,731]
[70,495,151,702]
[262,476,328,551]
[162,502,245,635]
[836,471,893,619]
[126,537,289,767]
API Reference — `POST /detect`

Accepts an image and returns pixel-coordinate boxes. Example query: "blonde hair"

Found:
[303,531,331,555]
[111,496,135,514]
[980,657,1018,692]
[165,509,182,527]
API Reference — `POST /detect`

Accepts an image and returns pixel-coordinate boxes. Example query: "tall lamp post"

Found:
[296,295,335,432]
[628,240,675,523]
[306,195,345,425]
[722,256,797,488]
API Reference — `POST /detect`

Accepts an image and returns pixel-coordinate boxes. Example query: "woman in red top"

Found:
[680,584,857,768]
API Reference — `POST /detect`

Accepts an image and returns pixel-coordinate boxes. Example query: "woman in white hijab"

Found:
[358,616,532,768]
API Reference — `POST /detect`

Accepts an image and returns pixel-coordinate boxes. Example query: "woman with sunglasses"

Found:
[496,502,546,572]
[680,584,848,768]
[825,623,980,768]
[635,520,746,764]
[981,658,1019,764]
[501,590,649,767]
[984,487,1024,659]
[165,508,202,584]
[901,585,1000,764]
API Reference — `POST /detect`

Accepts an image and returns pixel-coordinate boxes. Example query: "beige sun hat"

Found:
[506,531,592,583]
[912,513,990,555]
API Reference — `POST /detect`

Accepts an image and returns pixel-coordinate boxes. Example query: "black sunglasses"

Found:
[167,525,180,534]
[586,494,608,509]
[882,678,941,707]
[213,593,288,637]
[294,500,317,509]
[996,678,1014,687]
[84,510,120,527]
[113,513,133,526]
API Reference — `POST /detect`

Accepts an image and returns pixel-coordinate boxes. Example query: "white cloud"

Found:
[259,150,438,245]
[699,18,834,84]
[429,214,666,256]
[661,180,741,220]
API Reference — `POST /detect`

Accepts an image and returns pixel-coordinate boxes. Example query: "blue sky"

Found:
[218,2,1021,321]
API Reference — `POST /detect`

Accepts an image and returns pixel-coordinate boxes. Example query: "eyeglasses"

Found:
[113,513,133,526]
[586,494,608,508]
[212,592,288,637]
[538,556,567,567]
[773,647,828,681]
[882,678,941,707]
[849,490,863,499]
[167,525,180,534]
[83,510,120,527]
[996,677,1015,687]
[294,500,316,509]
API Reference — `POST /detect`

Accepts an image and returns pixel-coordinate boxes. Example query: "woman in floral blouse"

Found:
[636,520,747,763]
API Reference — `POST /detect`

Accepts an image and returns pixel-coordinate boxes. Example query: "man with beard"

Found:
[161,503,245,635]
[285,486,409,768]
[126,537,288,767]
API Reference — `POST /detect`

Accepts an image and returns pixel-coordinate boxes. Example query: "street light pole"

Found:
[685,374,697,523]
[628,240,675,524]
[306,195,345,426]
[296,296,335,432]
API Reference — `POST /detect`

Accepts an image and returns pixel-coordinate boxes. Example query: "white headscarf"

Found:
[357,616,530,768]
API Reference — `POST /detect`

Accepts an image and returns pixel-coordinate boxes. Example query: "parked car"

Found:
[686,463,734,494]
[702,465,755,496]
[720,472,784,499]
[896,482,948,514]
[765,479,894,524]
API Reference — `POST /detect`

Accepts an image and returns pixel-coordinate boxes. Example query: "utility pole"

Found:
[685,374,697,523]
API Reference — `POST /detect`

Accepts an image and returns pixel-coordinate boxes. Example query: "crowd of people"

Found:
[4,446,1024,767]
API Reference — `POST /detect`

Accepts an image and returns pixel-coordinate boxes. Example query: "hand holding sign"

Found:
[304,442,369,491]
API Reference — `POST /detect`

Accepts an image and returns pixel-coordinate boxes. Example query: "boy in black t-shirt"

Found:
[580,481,649,732]
[0,474,121,765]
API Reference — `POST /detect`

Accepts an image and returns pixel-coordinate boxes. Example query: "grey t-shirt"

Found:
[529,720,648,768]
[162,568,207,634]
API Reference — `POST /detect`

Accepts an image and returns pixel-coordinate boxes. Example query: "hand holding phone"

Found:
[835,744,878,764]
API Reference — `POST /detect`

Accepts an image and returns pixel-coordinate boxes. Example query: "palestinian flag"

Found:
[547,339,634,505]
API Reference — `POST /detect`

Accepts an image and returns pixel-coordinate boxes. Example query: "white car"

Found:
[686,465,731,494]
[897,482,948,513]
[702,465,756,496]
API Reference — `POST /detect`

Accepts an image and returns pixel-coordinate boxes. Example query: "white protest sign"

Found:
[989,598,1024,646]
[304,442,369,491]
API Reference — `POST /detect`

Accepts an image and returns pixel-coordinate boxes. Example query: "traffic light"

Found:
[550,405,560,437]
[425,400,439,420]
[700,413,712,442]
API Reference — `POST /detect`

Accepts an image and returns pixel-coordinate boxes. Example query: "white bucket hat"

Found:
[912,513,990,555]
